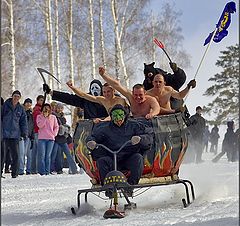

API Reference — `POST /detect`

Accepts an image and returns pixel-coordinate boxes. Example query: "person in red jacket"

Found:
[31,95,44,174]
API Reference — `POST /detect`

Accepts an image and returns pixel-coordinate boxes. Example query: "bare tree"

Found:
[88,0,96,79]
[111,0,129,87]
[44,0,55,90]
[151,10,156,62]
[98,0,106,68]
[54,0,61,90]
[67,0,74,84]
[3,0,16,94]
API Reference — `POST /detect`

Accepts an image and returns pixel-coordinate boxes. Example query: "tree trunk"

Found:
[111,0,129,88]
[151,10,156,62]
[8,0,16,94]
[89,0,96,79]
[114,37,120,80]
[68,0,74,84]
[54,0,61,90]
[98,0,106,69]
[44,0,55,91]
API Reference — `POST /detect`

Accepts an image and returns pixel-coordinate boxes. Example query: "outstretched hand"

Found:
[169,62,178,72]
[187,79,196,89]
[66,80,74,89]
[99,66,106,76]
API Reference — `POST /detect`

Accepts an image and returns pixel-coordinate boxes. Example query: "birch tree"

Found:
[151,10,156,62]
[54,0,61,90]
[3,0,16,94]
[44,0,55,90]
[111,0,129,87]
[89,0,96,79]
[98,0,106,68]
[67,0,74,84]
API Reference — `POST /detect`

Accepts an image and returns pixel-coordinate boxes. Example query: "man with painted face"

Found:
[86,104,153,194]
[43,80,108,120]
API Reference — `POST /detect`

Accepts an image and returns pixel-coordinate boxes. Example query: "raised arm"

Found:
[171,79,196,100]
[66,81,103,105]
[99,67,132,101]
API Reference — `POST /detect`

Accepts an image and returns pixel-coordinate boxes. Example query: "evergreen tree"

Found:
[204,44,239,124]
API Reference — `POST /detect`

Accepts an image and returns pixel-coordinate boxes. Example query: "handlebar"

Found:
[87,136,141,171]
[87,136,141,154]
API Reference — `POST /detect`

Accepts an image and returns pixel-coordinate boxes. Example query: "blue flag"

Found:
[204,1,236,46]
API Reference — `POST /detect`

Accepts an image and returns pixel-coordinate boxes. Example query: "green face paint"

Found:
[111,109,125,124]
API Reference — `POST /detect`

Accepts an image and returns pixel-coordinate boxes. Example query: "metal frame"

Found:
[74,177,195,212]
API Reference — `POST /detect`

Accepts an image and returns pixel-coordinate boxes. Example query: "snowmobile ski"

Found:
[103,209,125,219]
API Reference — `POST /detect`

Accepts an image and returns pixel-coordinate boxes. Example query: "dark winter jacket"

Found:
[1,98,28,139]
[52,80,108,119]
[188,113,206,142]
[222,128,237,154]
[53,112,69,144]
[25,109,34,139]
[87,108,153,161]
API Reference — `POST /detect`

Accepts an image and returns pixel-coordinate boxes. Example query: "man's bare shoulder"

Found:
[164,86,174,92]
[145,95,158,101]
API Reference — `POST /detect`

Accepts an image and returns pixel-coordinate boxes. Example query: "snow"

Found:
[1,153,239,226]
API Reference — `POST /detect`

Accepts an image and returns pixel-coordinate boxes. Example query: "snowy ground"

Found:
[1,152,239,226]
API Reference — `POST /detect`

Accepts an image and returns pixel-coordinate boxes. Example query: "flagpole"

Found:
[184,27,218,103]
[193,27,218,79]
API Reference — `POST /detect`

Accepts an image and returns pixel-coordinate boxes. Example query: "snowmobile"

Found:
[71,113,195,218]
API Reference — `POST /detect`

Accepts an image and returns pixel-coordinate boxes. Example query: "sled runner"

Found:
[71,113,195,218]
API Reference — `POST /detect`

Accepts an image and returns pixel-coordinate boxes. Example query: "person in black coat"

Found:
[222,121,237,162]
[188,106,206,163]
[43,80,108,120]
[86,104,153,188]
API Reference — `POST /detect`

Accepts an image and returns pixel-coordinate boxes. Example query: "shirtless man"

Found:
[146,73,196,114]
[67,81,128,116]
[98,67,160,119]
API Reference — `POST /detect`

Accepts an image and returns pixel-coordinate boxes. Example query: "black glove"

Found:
[43,84,51,94]
[187,79,196,89]
[169,62,178,72]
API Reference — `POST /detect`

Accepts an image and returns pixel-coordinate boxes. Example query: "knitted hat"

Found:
[12,90,21,97]
[24,98,32,105]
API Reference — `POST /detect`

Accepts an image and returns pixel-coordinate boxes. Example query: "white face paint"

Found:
[90,83,101,96]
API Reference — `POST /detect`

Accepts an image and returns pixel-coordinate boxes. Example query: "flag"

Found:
[204,1,236,46]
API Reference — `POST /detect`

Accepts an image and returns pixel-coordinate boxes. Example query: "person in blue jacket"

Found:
[1,90,28,178]
[86,104,153,196]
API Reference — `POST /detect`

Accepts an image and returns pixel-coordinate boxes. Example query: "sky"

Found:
[150,0,239,116]
[1,153,238,225]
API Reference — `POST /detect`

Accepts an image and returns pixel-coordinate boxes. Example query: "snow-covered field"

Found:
[1,153,239,226]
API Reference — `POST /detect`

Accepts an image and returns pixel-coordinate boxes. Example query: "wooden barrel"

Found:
[73,113,188,183]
